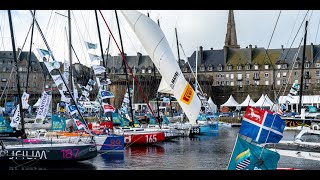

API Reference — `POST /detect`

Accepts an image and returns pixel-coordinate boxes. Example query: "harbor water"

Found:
[5,126,320,170]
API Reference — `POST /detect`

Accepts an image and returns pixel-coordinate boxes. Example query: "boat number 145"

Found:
[146,134,157,143]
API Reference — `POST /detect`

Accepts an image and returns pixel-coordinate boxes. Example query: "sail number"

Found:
[191,127,200,134]
[145,134,157,143]
[61,148,79,159]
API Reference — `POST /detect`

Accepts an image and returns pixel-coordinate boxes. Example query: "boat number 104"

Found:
[61,149,79,159]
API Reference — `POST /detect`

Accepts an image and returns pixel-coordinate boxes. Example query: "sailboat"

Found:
[120,10,202,137]
[0,10,97,162]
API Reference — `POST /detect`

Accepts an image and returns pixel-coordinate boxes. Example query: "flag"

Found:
[227,135,280,170]
[102,103,116,113]
[51,75,64,87]
[67,105,77,115]
[96,77,101,87]
[37,48,52,60]
[84,41,97,50]
[92,65,106,75]
[88,53,102,61]
[73,118,90,134]
[239,106,286,144]
[100,90,114,99]
[21,92,30,110]
[44,61,60,73]
[10,105,20,129]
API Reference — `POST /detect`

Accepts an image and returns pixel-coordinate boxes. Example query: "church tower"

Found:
[224,10,240,48]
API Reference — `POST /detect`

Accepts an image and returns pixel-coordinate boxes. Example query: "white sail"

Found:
[121,10,201,124]
[157,78,174,94]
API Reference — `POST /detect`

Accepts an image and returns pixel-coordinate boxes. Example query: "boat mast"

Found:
[8,10,26,138]
[26,10,36,93]
[298,20,308,117]
[68,10,73,95]
[115,10,134,126]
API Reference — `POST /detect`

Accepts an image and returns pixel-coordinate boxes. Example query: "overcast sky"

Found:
[0,10,318,66]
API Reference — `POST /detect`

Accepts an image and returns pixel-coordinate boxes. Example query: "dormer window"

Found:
[254,64,259,70]
[237,65,242,70]
[264,64,269,70]
[208,65,213,71]
[218,65,223,71]
[227,65,232,71]
[277,64,281,69]
[305,63,310,68]
[141,68,146,73]
[294,63,299,68]
[282,64,287,69]
[148,67,152,73]
[316,63,320,68]
[200,64,205,72]
[245,64,250,70]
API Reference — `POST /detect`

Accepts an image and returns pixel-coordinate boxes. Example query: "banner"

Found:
[239,106,286,144]
[35,91,52,124]
[10,105,20,129]
[51,75,64,87]
[0,115,13,133]
[67,105,77,115]
[21,91,30,110]
[92,65,106,75]
[51,115,66,131]
[37,48,52,60]
[227,136,280,170]
[43,61,60,73]
[100,90,114,99]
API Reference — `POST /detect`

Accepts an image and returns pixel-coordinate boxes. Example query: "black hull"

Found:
[1,144,97,161]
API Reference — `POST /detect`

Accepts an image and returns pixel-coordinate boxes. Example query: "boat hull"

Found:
[123,131,165,145]
[2,143,97,161]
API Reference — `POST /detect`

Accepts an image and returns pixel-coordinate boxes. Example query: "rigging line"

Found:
[44,10,53,42]
[0,11,6,50]
[72,11,89,66]
[99,10,159,124]
[315,15,320,44]
[80,10,93,45]
[286,10,301,48]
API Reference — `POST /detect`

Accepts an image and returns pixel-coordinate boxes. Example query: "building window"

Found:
[237,65,242,70]
[282,64,287,69]
[246,80,250,85]
[254,65,259,70]
[316,63,320,68]
[237,81,242,87]
[226,81,230,86]
[254,80,259,85]
[221,81,225,86]
[264,64,269,69]
[217,81,220,86]
[265,80,269,85]
[230,81,234,86]
[283,79,287,85]
[226,74,229,79]
[294,71,298,76]
[237,74,242,80]
[317,79,320,84]
[277,64,281,69]
[142,69,146,73]
[230,74,234,79]
[246,65,250,70]
[283,72,287,77]
[294,79,299,84]
[264,73,269,78]
[277,73,280,78]
[254,72,259,78]
[305,63,310,68]
[227,66,232,71]
[200,65,205,71]
[246,73,250,79]
[148,69,152,73]
[277,80,280,85]
[316,70,320,77]
[294,63,299,68]
[208,66,213,71]
[218,66,222,71]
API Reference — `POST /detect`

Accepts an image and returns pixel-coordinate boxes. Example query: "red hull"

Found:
[123,131,165,145]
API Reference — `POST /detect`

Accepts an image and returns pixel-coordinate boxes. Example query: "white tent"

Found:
[238,94,255,107]
[253,94,273,107]
[208,97,217,113]
[220,94,239,107]
[264,94,274,106]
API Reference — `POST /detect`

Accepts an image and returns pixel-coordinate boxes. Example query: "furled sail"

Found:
[121,10,201,124]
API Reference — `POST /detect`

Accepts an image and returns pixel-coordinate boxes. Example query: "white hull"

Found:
[270,148,320,161]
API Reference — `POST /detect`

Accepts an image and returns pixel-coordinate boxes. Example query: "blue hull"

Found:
[199,123,218,135]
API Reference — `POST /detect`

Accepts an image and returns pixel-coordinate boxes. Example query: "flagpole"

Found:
[226,133,239,170]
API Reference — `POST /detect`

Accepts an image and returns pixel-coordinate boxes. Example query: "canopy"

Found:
[253,94,273,107]
[220,94,239,107]
[238,94,255,107]
[278,95,320,104]
[208,97,217,113]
